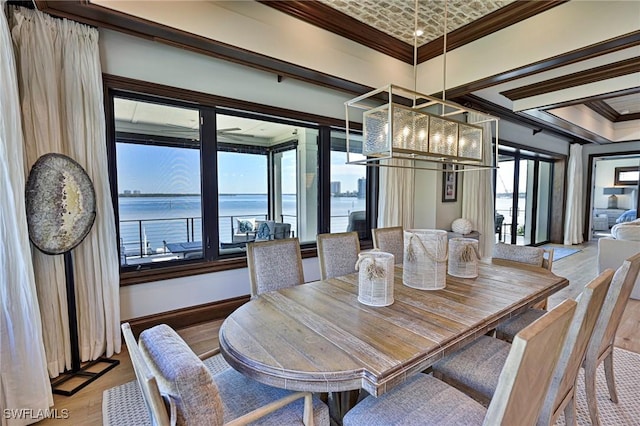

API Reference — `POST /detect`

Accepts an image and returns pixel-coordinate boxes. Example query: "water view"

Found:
[118,194,365,260]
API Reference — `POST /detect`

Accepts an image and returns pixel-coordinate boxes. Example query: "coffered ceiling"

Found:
[35,0,640,145]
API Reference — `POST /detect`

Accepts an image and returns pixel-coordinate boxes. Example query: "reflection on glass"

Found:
[115,97,202,266]
[331,131,367,236]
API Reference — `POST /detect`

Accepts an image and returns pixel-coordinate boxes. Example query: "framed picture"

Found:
[442,163,457,202]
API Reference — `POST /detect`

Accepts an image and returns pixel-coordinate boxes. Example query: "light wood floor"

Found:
[36,240,640,425]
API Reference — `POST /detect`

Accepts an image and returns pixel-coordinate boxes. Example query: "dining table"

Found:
[219,259,569,422]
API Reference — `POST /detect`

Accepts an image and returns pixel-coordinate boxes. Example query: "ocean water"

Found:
[118,194,365,256]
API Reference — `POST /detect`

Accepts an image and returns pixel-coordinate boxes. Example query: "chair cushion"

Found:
[432,335,511,403]
[236,218,256,234]
[493,243,544,267]
[343,373,485,425]
[139,324,224,426]
[214,368,330,425]
[255,220,276,241]
[495,308,545,343]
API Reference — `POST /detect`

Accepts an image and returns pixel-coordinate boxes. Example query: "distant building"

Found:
[133,190,141,195]
[357,178,366,199]
[123,189,132,195]
[330,181,341,195]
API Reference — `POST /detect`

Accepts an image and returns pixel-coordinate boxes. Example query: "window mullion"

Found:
[201,107,219,261]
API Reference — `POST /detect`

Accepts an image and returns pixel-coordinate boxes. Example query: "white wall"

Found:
[593,158,640,210]
[100,21,627,320]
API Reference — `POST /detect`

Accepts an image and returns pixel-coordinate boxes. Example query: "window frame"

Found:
[104,74,372,286]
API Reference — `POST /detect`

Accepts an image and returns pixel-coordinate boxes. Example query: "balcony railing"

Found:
[119,212,356,265]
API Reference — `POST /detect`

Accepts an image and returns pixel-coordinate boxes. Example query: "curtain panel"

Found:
[0,1,53,424]
[564,143,584,245]
[377,158,415,229]
[462,113,495,258]
[11,7,121,377]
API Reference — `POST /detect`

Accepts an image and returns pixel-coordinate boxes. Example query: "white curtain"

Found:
[0,1,53,424]
[377,159,415,228]
[462,113,495,258]
[11,7,121,377]
[564,143,584,245]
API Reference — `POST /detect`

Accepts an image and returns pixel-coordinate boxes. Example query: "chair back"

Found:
[121,323,171,426]
[539,268,614,425]
[493,243,545,267]
[247,238,304,297]
[484,299,577,425]
[588,252,640,364]
[372,226,403,264]
[542,248,554,271]
[317,231,360,280]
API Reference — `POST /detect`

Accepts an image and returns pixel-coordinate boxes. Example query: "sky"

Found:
[117,143,365,194]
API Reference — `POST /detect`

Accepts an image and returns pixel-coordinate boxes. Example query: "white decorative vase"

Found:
[448,238,480,278]
[402,229,448,290]
[451,218,473,235]
[356,251,395,306]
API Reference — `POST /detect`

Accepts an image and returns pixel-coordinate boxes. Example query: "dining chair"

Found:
[493,243,552,310]
[316,231,360,280]
[246,238,304,297]
[371,226,403,264]
[122,323,329,426]
[583,252,640,426]
[342,299,577,426]
[432,268,613,426]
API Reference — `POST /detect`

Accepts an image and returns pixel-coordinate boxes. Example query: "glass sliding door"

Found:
[496,149,553,246]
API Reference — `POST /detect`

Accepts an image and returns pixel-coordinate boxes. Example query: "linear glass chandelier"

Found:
[344,1,499,172]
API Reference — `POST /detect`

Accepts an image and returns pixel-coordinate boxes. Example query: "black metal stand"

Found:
[50,251,119,396]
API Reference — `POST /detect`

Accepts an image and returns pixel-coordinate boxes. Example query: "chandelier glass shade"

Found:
[345,84,498,171]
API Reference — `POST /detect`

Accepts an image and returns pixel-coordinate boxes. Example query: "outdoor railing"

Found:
[119,212,357,264]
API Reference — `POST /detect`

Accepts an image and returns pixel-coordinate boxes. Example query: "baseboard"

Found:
[126,295,250,337]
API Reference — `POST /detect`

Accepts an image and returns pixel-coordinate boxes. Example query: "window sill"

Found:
[119,239,374,286]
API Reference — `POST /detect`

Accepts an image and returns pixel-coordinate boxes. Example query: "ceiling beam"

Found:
[501,57,640,101]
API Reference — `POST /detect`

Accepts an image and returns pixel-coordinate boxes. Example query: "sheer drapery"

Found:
[564,143,584,245]
[377,159,415,228]
[462,113,495,258]
[12,7,121,376]
[0,2,53,423]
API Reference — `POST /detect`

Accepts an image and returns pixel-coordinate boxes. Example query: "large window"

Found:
[330,130,368,237]
[107,85,362,278]
[114,97,203,266]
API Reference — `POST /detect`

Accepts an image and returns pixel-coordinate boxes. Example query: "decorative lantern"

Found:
[403,229,448,290]
[448,238,480,278]
[356,251,395,306]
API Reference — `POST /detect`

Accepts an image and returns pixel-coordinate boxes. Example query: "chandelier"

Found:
[345,1,498,171]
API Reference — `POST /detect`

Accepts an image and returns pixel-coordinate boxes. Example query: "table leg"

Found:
[327,390,361,425]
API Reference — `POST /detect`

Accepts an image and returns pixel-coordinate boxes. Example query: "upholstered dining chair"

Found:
[583,252,640,426]
[342,299,577,426]
[371,226,403,264]
[493,243,552,309]
[316,231,360,280]
[246,238,304,298]
[432,268,613,426]
[122,323,329,426]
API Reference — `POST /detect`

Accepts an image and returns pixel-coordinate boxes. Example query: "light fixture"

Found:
[345,0,498,171]
[603,187,624,209]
